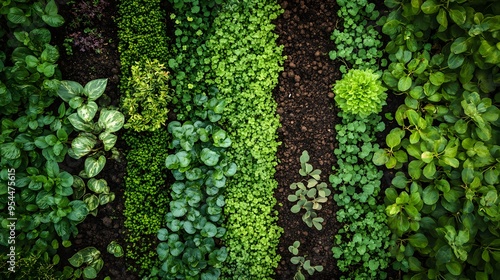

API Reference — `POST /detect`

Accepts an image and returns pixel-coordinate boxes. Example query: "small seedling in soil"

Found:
[289,241,324,280]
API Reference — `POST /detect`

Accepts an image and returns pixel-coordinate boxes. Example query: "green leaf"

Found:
[58,81,83,102]
[1,143,21,160]
[408,233,428,248]
[8,7,27,24]
[430,72,445,86]
[99,132,117,151]
[68,113,93,132]
[87,178,108,194]
[421,0,440,14]
[42,14,64,27]
[451,37,468,54]
[398,76,412,91]
[98,109,124,133]
[67,201,89,222]
[84,79,107,101]
[77,101,98,122]
[382,19,401,35]
[423,185,439,205]
[201,148,220,167]
[446,261,462,276]
[71,135,96,159]
[423,162,436,179]
[386,131,402,148]
[83,266,97,279]
[437,8,448,29]
[449,6,466,25]
[84,155,106,178]
[84,194,99,211]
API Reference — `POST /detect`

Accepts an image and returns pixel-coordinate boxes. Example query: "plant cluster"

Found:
[151,115,236,279]
[330,113,393,279]
[116,0,172,275]
[67,28,106,54]
[329,0,385,73]
[121,59,172,132]
[123,130,170,274]
[332,68,388,117]
[167,0,222,119]
[66,247,106,279]
[0,0,121,276]
[373,0,500,278]
[203,0,285,278]
[288,151,330,230]
[288,241,324,280]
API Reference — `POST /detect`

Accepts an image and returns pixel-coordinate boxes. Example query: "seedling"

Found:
[289,241,324,280]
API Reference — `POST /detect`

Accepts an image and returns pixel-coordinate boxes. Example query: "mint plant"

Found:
[288,241,324,280]
[288,151,330,230]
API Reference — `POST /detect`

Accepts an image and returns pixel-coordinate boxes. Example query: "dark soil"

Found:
[273,0,341,279]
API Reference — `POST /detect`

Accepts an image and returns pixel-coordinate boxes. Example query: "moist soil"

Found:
[50,0,400,279]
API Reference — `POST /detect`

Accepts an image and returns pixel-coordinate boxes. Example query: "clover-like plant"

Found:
[288,151,331,230]
[289,241,324,280]
[332,68,387,118]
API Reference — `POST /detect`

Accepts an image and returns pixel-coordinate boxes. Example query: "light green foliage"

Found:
[333,69,388,117]
[66,247,103,279]
[203,0,285,278]
[288,241,324,280]
[373,0,500,278]
[116,0,169,79]
[123,130,170,274]
[167,0,222,118]
[329,0,385,73]
[288,151,331,230]
[330,113,392,279]
[0,254,61,279]
[151,116,235,279]
[121,59,171,132]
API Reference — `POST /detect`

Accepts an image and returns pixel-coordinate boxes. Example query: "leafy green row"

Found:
[330,112,393,279]
[116,0,172,275]
[373,0,500,278]
[204,0,285,278]
[167,0,222,119]
[329,0,385,73]
[0,1,122,278]
[123,131,169,274]
[151,115,236,279]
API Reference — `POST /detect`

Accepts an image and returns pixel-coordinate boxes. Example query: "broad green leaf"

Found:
[84,155,106,178]
[451,37,468,54]
[382,20,401,35]
[98,109,124,133]
[449,6,466,25]
[99,131,117,151]
[8,7,27,24]
[83,266,97,279]
[446,261,462,276]
[430,72,445,86]
[99,193,114,205]
[423,162,436,179]
[68,113,93,132]
[67,200,89,222]
[87,178,108,194]
[201,148,220,167]
[84,79,107,101]
[1,143,21,160]
[71,135,96,159]
[386,131,402,148]
[84,194,99,211]
[448,53,465,69]
[421,0,440,14]
[408,233,428,248]
[58,80,83,102]
[398,76,412,91]
[77,101,98,122]
[423,185,439,205]
[437,8,448,29]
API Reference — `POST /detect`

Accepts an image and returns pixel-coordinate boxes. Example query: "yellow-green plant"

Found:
[121,59,171,132]
[332,68,387,118]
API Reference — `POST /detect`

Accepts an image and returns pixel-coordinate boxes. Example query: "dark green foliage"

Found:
[373,0,500,278]
[167,0,222,119]
[203,0,285,278]
[330,112,393,279]
[123,130,170,274]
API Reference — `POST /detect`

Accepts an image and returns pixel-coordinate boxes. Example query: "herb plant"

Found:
[332,69,388,118]
[288,151,330,230]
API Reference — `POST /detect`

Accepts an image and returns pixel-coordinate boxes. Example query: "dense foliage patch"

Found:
[203,0,285,278]
[373,0,500,278]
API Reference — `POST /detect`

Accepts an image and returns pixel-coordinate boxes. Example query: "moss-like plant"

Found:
[332,68,387,117]
[121,59,171,132]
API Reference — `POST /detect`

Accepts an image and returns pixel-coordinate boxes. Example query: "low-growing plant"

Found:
[107,241,124,258]
[121,59,171,132]
[66,247,103,279]
[288,241,324,280]
[329,0,385,73]
[332,69,388,118]
[288,151,330,230]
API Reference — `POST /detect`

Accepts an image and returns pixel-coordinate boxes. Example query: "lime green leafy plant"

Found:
[332,69,388,118]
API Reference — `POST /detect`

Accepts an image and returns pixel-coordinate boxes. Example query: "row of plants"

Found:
[374,0,500,278]
[0,1,124,279]
[115,0,172,276]
[203,1,285,278]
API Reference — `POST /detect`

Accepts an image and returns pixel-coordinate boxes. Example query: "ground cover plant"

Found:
[373,0,500,278]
